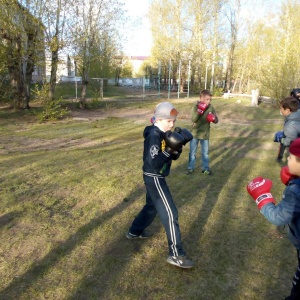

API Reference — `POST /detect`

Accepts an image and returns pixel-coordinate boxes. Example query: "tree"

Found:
[148,0,226,92]
[120,59,133,78]
[223,0,241,92]
[42,0,70,100]
[89,31,120,79]
[69,0,124,108]
[0,0,44,109]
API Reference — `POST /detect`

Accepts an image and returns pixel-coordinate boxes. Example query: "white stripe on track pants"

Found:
[129,175,185,257]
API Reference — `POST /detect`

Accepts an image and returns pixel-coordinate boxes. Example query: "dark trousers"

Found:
[129,175,185,257]
[277,143,286,160]
[286,250,300,300]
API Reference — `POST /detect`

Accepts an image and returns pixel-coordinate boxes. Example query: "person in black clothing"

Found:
[290,88,300,109]
[126,101,195,268]
[290,88,300,100]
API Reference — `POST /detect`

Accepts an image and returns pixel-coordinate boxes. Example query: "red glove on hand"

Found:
[280,166,299,185]
[247,177,276,209]
[197,102,208,115]
[206,112,216,123]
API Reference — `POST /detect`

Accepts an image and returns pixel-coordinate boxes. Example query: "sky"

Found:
[122,0,152,56]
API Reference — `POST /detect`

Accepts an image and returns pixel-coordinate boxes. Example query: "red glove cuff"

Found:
[255,193,275,209]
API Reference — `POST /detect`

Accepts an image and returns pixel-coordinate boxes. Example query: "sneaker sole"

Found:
[126,233,151,239]
[166,258,195,269]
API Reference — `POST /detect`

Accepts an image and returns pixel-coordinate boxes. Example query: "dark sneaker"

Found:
[167,255,195,268]
[202,170,212,175]
[186,169,194,175]
[126,231,152,239]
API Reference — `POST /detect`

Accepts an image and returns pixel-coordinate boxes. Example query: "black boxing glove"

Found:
[164,130,185,153]
[174,127,193,145]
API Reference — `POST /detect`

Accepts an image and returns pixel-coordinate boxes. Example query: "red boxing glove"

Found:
[247,177,276,209]
[197,102,208,115]
[206,112,216,123]
[280,166,299,185]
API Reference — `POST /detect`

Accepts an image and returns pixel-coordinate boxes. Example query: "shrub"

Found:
[32,83,70,121]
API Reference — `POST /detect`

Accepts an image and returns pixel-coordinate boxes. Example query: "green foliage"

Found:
[37,98,70,121]
[213,87,224,97]
[0,79,13,103]
[32,84,69,121]
[120,60,133,77]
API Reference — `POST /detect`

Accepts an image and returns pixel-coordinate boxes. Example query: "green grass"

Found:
[0,94,294,300]
[54,82,131,99]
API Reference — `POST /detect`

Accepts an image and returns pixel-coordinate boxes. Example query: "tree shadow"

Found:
[177,126,292,298]
[0,211,21,228]
[1,107,291,299]
[66,128,260,299]
[0,185,145,299]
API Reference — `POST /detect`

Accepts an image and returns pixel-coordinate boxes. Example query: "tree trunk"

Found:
[79,64,88,109]
[49,49,59,100]
[24,62,34,109]
[7,36,24,109]
[23,32,36,109]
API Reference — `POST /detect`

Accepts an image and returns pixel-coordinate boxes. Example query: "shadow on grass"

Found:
[0,211,21,228]
[0,186,145,299]
[178,126,291,298]
[64,124,291,299]
[67,128,263,299]
[0,106,292,299]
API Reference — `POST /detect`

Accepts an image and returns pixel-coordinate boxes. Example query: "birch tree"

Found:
[223,0,241,92]
[187,0,211,90]
[69,0,124,108]
[42,0,70,100]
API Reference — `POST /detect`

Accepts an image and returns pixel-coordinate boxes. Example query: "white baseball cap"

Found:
[154,102,178,120]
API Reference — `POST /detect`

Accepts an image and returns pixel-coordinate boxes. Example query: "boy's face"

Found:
[280,106,291,117]
[287,154,300,177]
[200,94,212,105]
[157,118,176,132]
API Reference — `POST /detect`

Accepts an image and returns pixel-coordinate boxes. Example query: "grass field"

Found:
[0,90,295,300]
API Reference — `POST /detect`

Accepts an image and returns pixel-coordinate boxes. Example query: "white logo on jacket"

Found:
[150,145,159,158]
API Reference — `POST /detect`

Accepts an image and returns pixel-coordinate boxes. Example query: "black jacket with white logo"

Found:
[142,125,180,177]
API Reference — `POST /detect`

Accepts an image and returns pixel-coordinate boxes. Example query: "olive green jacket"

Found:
[190,102,217,140]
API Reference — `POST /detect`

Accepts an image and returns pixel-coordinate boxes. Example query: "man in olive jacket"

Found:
[187,89,218,175]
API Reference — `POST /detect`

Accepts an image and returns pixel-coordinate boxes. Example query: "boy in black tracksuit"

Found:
[126,101,195,268]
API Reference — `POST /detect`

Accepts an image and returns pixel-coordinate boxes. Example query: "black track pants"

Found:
[129,175,185,257]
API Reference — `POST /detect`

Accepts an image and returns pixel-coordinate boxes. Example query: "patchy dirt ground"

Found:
[68,86,282,125]
[70,86,184,121]
[0,87,282,155]
[70,105,153,121]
